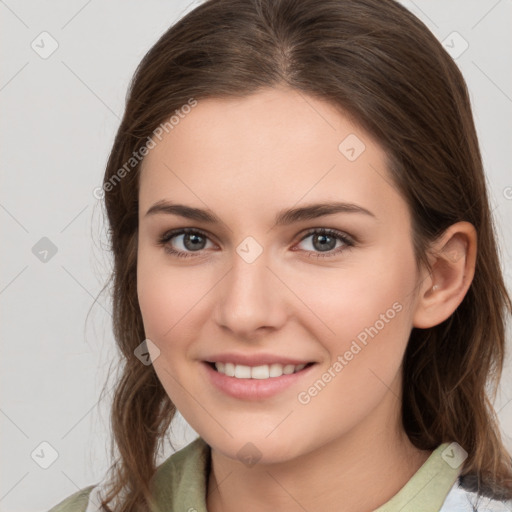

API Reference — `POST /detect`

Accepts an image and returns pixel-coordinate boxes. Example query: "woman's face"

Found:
[137,86,424,463]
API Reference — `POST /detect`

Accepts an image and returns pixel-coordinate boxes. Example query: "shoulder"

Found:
[46,485,96,512]
[46,438,210,512]
[440,479,512,511]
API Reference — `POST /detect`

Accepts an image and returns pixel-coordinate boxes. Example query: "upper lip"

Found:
[204,353,314,366]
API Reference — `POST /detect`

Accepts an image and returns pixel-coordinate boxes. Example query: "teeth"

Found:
[234,364,251,379]
[269,363,283,377]
[251,365,269,379]
[214,362,308,379]
[224,362,235,377]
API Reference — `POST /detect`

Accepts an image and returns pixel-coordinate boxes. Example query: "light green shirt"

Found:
[48,438,462,511]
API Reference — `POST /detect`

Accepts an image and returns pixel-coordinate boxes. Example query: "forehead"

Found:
[138,87,406,225]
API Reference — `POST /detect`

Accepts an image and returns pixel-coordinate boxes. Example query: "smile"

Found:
[203,360,317,400]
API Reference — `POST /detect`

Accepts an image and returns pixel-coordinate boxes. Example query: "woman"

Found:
[49,0,512,510]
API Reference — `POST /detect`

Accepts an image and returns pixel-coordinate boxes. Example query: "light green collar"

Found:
[152,438,461,511]
[375,442,462,511]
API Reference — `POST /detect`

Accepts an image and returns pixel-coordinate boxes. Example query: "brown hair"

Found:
[97,0,512,509]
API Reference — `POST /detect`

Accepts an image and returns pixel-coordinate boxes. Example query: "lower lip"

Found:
[202,362,316,400]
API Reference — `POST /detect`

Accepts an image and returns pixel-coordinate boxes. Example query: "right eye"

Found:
[158,228,216,258]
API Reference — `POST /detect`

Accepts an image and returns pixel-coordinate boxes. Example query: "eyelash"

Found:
[157,227,355,260]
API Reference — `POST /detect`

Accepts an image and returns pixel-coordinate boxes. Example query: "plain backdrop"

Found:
[1,1,511,510]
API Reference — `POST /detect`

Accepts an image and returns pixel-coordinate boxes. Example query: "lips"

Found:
[202,354,317,400]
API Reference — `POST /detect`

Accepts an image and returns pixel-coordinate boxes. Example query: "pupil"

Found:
[184,234,205,251]
[314,234,335,252]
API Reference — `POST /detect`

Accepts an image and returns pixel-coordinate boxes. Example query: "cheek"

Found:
[290,252,416,354]
[136,253,211,415]
[137,248,211,341]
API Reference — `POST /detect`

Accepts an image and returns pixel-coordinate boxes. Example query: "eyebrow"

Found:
[145,200,375,225]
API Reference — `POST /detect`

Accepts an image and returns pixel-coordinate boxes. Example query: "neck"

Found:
[206,390,431,512]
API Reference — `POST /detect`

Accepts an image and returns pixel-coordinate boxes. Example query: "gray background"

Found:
[1,1,511,510]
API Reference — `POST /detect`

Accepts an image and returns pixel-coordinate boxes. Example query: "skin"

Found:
[137,85,477,511]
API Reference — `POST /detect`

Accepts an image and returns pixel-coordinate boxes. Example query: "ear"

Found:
[413,221,477,329]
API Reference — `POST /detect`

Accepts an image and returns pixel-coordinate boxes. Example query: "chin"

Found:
[201,429,315,467]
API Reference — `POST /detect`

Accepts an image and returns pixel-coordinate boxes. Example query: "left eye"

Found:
[301,230,347,252]
[295,229,353,257]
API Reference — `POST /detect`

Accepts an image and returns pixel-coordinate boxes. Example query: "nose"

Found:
[213,248,289,340]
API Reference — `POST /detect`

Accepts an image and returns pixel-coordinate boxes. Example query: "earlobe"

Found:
[413,222,477,329]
